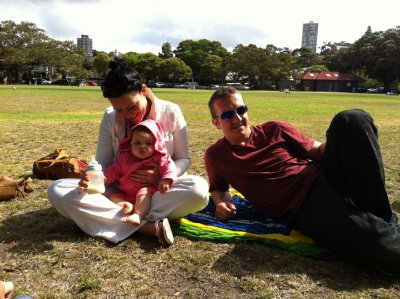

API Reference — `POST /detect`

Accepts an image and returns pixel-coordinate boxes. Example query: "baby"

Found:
[104,119,176,225]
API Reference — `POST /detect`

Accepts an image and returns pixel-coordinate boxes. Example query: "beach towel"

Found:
[173,190,333,258]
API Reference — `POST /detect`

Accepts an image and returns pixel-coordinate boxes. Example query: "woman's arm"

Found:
[171,126,190,175]
[96,108,118,170]
[157,101,190,176]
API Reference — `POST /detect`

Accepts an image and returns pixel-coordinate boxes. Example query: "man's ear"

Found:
[212,118,221,129]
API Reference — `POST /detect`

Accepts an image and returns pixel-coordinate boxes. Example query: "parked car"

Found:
[154,82,165,87]
[161,83,175,88]
[226,82,251,90]
[52,79,71,85]
[41,79,52,85]
[209,83,226,89]
[237,85,250,90]
[86,80,98,86]
[366,87,384,93]
[28,78,41,84]
[175,82,199,89]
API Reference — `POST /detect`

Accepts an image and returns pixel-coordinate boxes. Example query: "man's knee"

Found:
[327,109,377,138]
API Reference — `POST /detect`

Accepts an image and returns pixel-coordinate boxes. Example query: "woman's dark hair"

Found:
[101,58,143,98]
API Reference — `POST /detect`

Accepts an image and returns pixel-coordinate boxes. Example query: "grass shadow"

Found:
[1,204,180,258]
[0,207,89,252]
[124,233,168,253]
[212,242,400,291]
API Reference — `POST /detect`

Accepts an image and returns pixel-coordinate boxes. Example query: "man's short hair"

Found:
[208,86,240,118]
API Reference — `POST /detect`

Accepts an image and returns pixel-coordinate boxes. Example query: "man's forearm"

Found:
[210,190,231,205]
[307,141,326,160]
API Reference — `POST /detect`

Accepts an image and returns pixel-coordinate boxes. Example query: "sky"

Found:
[1,0,399,54]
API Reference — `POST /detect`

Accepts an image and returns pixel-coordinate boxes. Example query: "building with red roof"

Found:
[296,71,358,92]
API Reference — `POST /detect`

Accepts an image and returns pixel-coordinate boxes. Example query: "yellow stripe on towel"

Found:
[176,218,315,245]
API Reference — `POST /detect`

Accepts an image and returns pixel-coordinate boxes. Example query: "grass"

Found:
[0,85,400,298]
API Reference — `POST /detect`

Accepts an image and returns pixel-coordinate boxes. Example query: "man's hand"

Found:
[211,191,237,221]
[131,163,160,185]
[215,201,237,221]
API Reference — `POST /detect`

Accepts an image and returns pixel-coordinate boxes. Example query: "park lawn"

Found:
[0,85,400,298]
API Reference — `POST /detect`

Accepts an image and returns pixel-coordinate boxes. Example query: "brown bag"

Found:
[33,148,88,180]
[0,175,34,201]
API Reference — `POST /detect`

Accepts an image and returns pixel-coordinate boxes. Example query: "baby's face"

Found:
[130,130,155,159]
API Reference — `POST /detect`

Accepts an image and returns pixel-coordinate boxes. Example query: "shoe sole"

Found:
[162,218,174,244]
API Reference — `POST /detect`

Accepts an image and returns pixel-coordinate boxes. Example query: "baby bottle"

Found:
[86,156,105,194]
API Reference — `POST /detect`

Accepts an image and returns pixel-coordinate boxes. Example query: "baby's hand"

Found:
[158,179,171,194]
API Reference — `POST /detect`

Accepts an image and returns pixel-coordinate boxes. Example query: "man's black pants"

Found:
[292,109,400,266]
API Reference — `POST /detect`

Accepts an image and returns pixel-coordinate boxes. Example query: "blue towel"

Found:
[173,192,333,258]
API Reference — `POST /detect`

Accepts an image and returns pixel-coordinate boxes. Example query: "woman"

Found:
[48,58,209,245]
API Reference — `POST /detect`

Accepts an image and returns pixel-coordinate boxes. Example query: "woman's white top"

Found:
[96,97,190,176]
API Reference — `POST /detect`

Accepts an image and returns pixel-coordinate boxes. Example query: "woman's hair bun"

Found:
[102,58,142,98]
[109,58,127,71]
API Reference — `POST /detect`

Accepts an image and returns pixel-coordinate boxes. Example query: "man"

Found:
[205,87,400,273]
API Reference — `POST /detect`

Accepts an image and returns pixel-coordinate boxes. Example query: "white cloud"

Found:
[1,0,399,54]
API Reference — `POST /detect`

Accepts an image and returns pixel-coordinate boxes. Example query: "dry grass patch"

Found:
[1,86,400,298]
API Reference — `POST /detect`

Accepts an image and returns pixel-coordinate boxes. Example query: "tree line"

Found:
[1,20,400,91]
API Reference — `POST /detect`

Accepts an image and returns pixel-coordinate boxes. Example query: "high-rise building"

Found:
[77,34,93,56]
[301,21,319,53]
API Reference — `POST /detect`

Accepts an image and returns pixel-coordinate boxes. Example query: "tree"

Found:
[0,20,87,81]
[158,57,192,82]
[159,42,173,59]
[123,52,140,67]
[305,65,329,72]
[228,44,292,89]
[229,44,263,85]
[199,55,224,83]
[347,28,400,91]
[265,45,293,85]
[291,47,322,69]
[122,52,162,81]
[52,40,88,79]
[134,53,162,81]
[0,20,48,80]
[174,39,229,81]
[94,52,112,78]
[319,41,352,72]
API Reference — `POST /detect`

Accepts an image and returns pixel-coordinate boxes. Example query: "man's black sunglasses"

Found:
[218,105,248,121]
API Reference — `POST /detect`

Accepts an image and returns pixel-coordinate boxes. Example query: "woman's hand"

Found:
[78,171,89,193]
[131,162,160,185]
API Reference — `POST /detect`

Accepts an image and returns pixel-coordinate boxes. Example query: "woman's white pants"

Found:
[47,175,209,243]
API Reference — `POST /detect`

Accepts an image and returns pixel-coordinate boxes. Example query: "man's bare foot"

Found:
[122,202,134,214]
[121,213,141,225]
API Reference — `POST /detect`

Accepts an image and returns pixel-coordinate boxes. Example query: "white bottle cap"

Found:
[87,156,102,171]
